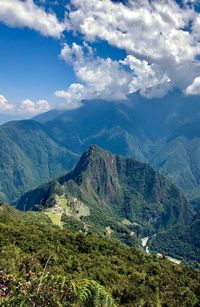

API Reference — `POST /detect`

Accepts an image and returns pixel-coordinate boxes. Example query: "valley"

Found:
[141,235,182,265]
[14,145,199,267]
[1,98,200,304]
[0,99,199,284]
[1,1,200,305]
[2,94,200,211]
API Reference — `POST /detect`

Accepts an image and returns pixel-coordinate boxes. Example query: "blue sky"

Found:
[1,0,200,118]
[0,23,75,101]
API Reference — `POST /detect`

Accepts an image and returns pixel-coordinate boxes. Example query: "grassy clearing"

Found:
[45,212,63,228]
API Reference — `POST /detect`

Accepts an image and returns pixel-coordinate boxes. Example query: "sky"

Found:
[1,0,200,118]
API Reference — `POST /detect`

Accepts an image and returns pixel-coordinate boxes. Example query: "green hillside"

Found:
[34,95,200,209]
[0,203,200,306]
[15,146,194,251]
[150,136,200,207]
[36,95,200,209]
[149,214,200,266]
[2,95,200,209]
[0,120,78,202]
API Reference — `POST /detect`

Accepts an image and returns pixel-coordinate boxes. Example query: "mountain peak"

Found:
[86,144,112,156]
[87,144,105,155]
[73,144,114,176]
[16,144,194,236]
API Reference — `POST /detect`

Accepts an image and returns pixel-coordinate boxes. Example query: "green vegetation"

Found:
[150,136,200,208]
[15,145,194,253]
[0,120,78,203]
[0,203,200,306]
[0,272,116,306]
[34,95,200,210]
[2,95,200,210]
[149,215,200,268]
[45,211,63,227]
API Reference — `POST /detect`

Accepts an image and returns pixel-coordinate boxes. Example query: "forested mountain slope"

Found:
[0,120,78,202]
[34,94,200,207]
[16,146,194,246]
[2,93,200,208]
[0,203,199,306]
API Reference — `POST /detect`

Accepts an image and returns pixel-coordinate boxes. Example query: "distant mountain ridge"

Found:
[33,94,200,207]
[2,93,200,206]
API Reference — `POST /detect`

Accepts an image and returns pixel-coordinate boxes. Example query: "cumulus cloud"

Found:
[53,0,200,106]
[56,40,174,107]
[55,42,133,107]
[0,95,15,112]
[3,0,200,109]
[56,39,179,107]
[121,55,171,98]
[185,76,200,94]
[65,0,197,62]
[19,99,50,114]
[55,83,86,109]
[0,95,50,115]
[0,0,65,38]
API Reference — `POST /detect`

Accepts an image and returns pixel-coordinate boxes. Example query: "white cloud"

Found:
[56,42,174,107]
[61,0,200,101]
[0,95,14,112]
[65,0,197,62]
[0,0,65,38]
[19,99,50,114]
[121,55,171,98]
[55,42,133,108]
[185,76,200,94]
[0,95,50,115]
[55,83,85,109]
[3,0,200,109]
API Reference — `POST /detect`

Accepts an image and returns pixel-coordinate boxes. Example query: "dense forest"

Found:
[0,203,200,306]
[149,217,200,267]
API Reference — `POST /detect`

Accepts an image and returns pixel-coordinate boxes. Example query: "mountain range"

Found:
[15,145,199,265]
[2,93,200,210]
[1,93,200,304]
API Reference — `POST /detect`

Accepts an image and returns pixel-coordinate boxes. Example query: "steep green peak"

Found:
[73,144,115,174]
[73,144,157,184]
[15,144,194,239]
[88,144,103,153]
[82,144,113,159]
